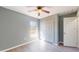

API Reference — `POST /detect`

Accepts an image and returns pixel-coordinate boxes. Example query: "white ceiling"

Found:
[2,6,79,19]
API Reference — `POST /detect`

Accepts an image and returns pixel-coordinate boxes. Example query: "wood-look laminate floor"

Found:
[7,40,79,52]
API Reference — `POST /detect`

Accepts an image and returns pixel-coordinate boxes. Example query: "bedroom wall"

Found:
[0,7,38,51]
[58,16,63,43]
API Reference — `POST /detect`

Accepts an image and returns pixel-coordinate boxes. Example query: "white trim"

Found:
[1,40,36,52]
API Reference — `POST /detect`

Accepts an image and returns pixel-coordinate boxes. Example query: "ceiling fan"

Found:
[28,6,50,16]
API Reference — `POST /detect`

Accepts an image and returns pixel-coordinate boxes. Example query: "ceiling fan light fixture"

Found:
[38,9,42,13]
[28,6,50,16]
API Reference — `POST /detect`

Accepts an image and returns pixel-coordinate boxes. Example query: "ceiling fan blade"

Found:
[42,9,50,13]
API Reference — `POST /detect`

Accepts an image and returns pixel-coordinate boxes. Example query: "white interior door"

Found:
[40,16,55,43]
[64,17,77,47]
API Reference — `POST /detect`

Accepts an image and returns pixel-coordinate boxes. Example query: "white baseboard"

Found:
[1,40,36,52]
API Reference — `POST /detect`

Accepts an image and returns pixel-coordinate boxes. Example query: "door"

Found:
[40,16,55,43]
[64,17,77,47]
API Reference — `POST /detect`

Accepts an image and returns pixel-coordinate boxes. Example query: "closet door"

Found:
[40,16,55,43]
[64,17,77,47]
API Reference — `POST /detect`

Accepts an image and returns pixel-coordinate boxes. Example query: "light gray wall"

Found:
[40,15,58,44]
[58,16,63,43]
[0,7,38,51]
